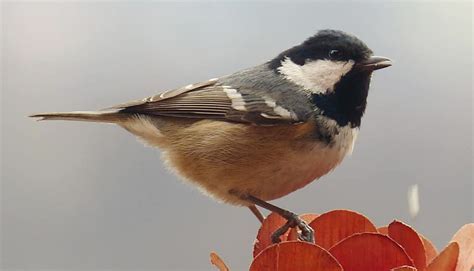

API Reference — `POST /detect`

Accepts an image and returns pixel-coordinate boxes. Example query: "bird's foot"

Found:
[271,213,314,243]
[237,193,315,244]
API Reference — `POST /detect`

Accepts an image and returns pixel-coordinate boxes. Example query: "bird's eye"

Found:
[328,49,344,60]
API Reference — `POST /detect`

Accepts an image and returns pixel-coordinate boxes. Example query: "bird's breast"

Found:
[257,122,358,201]
[158,118,358,205]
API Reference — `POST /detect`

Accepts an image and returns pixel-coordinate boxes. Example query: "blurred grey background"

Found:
[1,1,472,270]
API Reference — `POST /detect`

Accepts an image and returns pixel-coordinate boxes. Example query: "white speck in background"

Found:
[408,184,420,219]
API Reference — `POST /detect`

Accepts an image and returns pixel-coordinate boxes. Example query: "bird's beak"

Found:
[356,56,392,71]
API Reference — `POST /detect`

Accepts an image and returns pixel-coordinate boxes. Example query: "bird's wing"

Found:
[109,78,304,125]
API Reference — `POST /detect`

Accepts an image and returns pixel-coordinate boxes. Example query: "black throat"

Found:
[311,70,372,128]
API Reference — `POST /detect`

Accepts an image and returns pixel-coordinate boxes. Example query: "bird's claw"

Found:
[296,218,314,243]
[271,214,315,244]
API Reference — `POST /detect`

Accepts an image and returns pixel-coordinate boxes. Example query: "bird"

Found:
[30,29,391,243]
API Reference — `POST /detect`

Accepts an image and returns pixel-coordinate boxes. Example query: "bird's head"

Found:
[269,29,391,94]
[269,29,392,127]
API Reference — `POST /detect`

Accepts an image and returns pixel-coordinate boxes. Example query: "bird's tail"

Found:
[29,110,125,123]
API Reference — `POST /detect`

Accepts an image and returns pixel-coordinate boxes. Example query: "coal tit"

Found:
[31,29,392,243]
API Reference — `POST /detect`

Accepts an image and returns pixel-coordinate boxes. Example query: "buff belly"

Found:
[120,115,357,206]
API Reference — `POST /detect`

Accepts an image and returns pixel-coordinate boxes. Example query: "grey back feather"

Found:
[116,64,314,126]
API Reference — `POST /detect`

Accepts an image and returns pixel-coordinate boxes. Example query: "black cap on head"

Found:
[269,29,373,69]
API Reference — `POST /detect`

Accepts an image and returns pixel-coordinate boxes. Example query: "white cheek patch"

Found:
[278,57,354,94]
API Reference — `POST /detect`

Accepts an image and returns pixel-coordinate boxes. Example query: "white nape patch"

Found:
[261,96,295,120]
[222,86,246,111]
[278,57,354,93]
[408,184,420,218]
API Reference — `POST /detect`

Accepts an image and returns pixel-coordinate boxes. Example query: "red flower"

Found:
[211,209,473,271]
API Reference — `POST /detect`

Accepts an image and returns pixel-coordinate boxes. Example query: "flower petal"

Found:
[210,252,229,271]
[329,232,414,271]
[309,209,377,249]
[250,241,342,271]
[420,233,438,264]
[388,220,427,270]
[391,265,417,271]
[380,224,437,264]
[253,212,289,257]
[426,242,459,271]
[378,226,389,235]
[451,223,474,271]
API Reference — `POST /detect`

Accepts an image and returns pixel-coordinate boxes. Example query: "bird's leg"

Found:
[248,205,265,223]
[237,193,314,243]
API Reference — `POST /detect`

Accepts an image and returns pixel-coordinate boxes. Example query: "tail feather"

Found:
[29,110,124,123]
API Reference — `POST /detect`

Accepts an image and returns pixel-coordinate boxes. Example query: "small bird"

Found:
[31,29,391,243]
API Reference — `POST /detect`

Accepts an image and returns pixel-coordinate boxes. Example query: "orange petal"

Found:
[388,220,427,270]
[210,252,229,271]
[329,232,414,271]
[382,224,438,265]
[300,213,319,222]
[426,242,459,271]
[287,214,319,241]
[451,223,474,271]
[250,241,343,271]
[391,266,417,271]
[378,226,389,235]
[309,209,377,249]
[286,228,299,242]
[419,233,438,264]
[253,212,289,257]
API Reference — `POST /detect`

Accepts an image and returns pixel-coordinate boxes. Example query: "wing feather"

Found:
[113,78,303,125]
